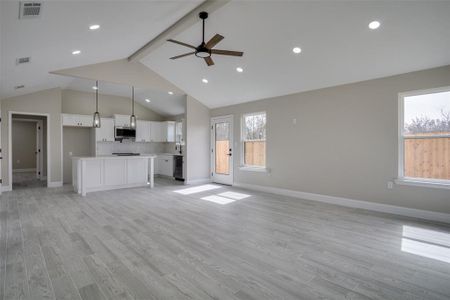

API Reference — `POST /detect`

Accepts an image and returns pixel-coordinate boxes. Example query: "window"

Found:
[242,112,266,168]
[398,87,450,187]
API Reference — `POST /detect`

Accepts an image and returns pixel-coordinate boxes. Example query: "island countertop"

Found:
[72,155,155,196]
[72,154,156,160]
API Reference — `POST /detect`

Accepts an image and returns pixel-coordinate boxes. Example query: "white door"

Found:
[36,120,44,179]
[211,115,233,185]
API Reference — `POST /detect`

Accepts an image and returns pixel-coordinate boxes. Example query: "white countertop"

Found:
[72,154,156,160]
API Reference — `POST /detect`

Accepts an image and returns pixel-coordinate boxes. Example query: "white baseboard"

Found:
[1,185,12,192]
[13,168,36,173]
[234,182,450,224]
[185,178,211,185]
[48,181,63,188]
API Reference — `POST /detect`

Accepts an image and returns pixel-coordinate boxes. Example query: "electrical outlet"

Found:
[387,181,394,189]
[69,152,73,156]
[292,118,297,125]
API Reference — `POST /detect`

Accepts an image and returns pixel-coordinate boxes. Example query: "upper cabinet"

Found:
[163,121,176,143]
[175,121,184,145]
[95,118,115,142]
[136,120,151,142]
[62,113,179,144]
[114,114,131,128]
[150,121,163,142]
[62,114,93,127]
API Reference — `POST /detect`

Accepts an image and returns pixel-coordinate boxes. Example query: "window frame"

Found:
[397,86,450,189]
[241,111,267,170]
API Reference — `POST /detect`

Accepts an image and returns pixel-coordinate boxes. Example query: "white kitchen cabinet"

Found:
[150,121,163,142]
[155,155,173,177]
[162,121,176,142]
[175,121,184,144]
[136,120,151,142]
[114,114,131,127]
[95,118,115,142]
[62,114,93,127]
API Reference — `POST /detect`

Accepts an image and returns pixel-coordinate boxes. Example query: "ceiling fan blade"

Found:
[211,49,244,57]
[204,56,214,66]
[167,39,196,49]
[206,34,224,49]
[170,52,195,60]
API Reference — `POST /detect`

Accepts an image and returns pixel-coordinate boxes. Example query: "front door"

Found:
[211,115,233,185]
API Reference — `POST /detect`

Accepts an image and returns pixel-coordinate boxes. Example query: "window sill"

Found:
[395,178,450,190]
[239,166,268,173]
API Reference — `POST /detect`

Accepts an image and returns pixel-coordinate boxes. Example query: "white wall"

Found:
[186,96,210,183]
[211,65,450,214]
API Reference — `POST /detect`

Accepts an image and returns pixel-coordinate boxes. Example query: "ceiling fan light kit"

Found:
[167,11,244,66]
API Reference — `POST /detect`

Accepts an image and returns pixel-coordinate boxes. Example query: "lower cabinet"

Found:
[155,155,173,177]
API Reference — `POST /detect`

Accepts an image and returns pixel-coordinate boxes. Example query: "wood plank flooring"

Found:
[1,178,450,300]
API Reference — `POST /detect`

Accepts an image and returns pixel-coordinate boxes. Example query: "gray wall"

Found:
[12,120,36,170]
[62,89,164,121]
[186,96,210,183]
[211,65,450,214]
[63,127,92,184]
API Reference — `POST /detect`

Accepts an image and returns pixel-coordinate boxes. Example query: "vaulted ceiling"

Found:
[0,0,200,101]
[142,1,450,108]
[1,1,450,110]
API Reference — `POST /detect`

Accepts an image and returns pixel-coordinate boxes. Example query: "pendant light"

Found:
[130,86,136,129]
[93,80,101,128]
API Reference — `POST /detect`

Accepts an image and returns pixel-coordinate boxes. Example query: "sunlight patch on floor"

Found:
[174,184,222,195]
[200,195,236,205]
[218,191,251,200]
[401,225,450,264]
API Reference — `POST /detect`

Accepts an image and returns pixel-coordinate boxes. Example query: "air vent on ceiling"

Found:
[15,85,25,90]
[16,57,31,65]
[19,2,42,19]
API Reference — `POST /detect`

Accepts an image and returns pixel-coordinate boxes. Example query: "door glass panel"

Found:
[215,122,230,175]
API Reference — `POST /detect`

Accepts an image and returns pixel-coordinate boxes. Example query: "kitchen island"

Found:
[72,155,155,196]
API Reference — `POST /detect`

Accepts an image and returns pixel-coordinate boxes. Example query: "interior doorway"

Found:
[11,114,48,189]
[211,115,234,185]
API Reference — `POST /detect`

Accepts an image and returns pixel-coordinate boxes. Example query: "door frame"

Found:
[8,111,50,190]
[211,115,234,185]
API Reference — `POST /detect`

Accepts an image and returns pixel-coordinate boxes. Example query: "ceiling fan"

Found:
[167,11,243,66]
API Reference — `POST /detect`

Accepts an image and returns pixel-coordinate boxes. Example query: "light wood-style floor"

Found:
[1,178,450,300]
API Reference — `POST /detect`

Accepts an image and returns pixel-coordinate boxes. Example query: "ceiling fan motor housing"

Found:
[195,45,211,58]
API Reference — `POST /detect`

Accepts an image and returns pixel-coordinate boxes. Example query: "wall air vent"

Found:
[15,85,25,90]
[19,2,42,19]
[16,57,31,65]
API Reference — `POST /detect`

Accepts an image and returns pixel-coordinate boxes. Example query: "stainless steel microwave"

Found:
[115,127,136,140]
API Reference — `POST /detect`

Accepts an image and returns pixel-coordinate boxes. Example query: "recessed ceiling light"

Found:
[92,86,98,90]
[202,78,208,84]
[368,21,380,30]
[72,50,81,55]
[292,47,302,54]
[89,24,100,30]
[145,98,151,103]
[168,91,174,95]
[236,67,243,73]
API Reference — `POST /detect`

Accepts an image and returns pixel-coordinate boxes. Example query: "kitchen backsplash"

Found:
[96,141,165,155]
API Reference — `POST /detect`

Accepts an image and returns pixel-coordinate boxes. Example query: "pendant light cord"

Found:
[95,80,99,112]
[132,86,135,114]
